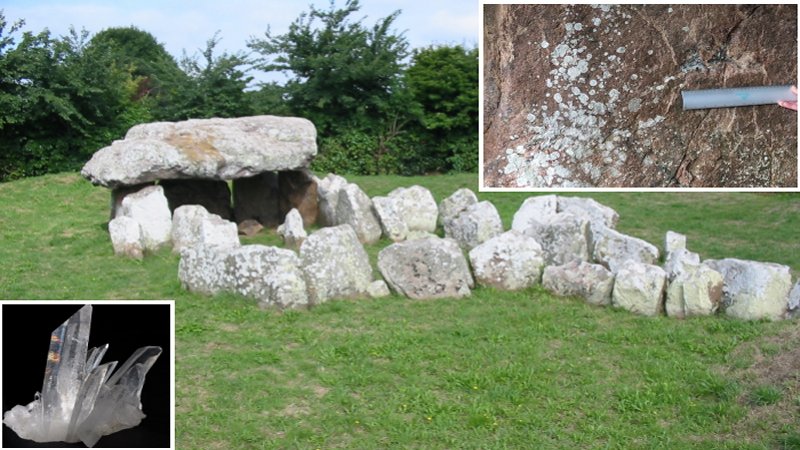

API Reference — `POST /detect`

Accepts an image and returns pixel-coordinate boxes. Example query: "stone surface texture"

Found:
[82,115,317,188]
[299,225,373,304]
[178,244,235,295]
[556,196,619,231]
[336,184,382,244]
[665,264,724,318]
[377,237,474,300]
[704,258,793,320]
[612,261,667,316]
[522,213,591,265]
[664,231,687,255]
[171,205,239,253]
[223,245,308,308]
[663,248,701,281]
[108,216,145,259]
[118,185,172,251]
[510,195,559,232]
[444,201,504,250]
[388,186,438,233]
[372,196,409,242]
[592,225,659,273]
[483,4,797,188]
[277,208,308,249]
[542,260,615,306]
[439,188,479,228]
[468,230,545,290]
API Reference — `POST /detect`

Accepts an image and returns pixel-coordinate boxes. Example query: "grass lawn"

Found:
[1,172,799,449]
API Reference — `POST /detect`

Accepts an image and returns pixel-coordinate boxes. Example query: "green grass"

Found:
[1,172,799,448]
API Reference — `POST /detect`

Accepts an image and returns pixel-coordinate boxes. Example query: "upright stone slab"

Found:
[388,185,438,233]
[316,173,348,227]
[222,245,309,309]
[439,188,478,228]
[118,185,172,251]
[232,172,281,227]
[612,261,667,316]
[108,216,144,259]
[704,258,793,320]
[665,264,724,318]
[663,248,701,281]
[178,244,234,295]
[299,225,373,304]
[372,196,409,242]
[522,213,590,266]
[542,260,615,306]
[592,225,659,273]
[336,184,382,244]
[444,201,504,251]
[469,230,545,290]
[110,182,153,219]
[277,208,307,249]
[160,179,232,220]
[172,205,239,253]
[378,237,474,300]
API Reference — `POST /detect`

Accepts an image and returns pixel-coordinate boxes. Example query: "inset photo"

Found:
[1,302,173,448]
[482,4,798,189]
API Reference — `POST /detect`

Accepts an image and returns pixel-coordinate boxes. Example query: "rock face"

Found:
[665,264,724,318]
[118,185,172,251]
[82,115,317,188]
[378,237,474,299]
[444,201,504,250]
[224,245,308,309]
[336,184,382,244]
[542,260,615,306]
[372,196,409,242]
[388,186,438,233]
[299,225,373,304]
[277,208,307,249]
[468,230,545,290]
[108,216,144,259]
[704,258,793,320]
[611,261,667,316]
[592,225,659,273]
[483,4,797,188]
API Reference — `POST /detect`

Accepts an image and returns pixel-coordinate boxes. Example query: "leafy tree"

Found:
[248,0,408,137]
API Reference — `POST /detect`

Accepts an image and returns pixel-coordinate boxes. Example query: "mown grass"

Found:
[1,172,799,449]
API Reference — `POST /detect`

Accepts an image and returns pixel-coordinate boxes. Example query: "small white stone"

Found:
[616,46,626,54]
[593,18,601,26]
[540,40,550,49]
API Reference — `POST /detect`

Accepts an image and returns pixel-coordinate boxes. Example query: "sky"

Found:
[1,0,478,84]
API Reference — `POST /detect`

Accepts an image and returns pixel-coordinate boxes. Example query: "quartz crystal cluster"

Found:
[3,305,162,447]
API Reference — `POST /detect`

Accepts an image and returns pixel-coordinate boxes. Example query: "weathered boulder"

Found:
[591,225,659,273]
[664,231,687,256]
[444,201,504,250]
[611,261,667,316]
[510,195,559,232]
[542,260,615,306]
[468,230,545,290]
[223,245,308,309]
[277,208,307,249]
[367,280,391,298]
[178,244,232,295]
[171,204,239,253]
[388,185,438,233]
[108,216,144,259]
[160,179,232,220]
[372,196,409,242]
[439,188,479,228]
[483,4,797,188]
[118,185,172,251]
[665,264,724,318]
[557,196,619,230]
[377,237,474,300]
[522,213,590,265]
[299,225,373,304]
[663,248,701,281]
[336,184,382,244]
[110,182,154,219]
[704,258,793,320]
[316,173,348,227]
[82,115,317,188]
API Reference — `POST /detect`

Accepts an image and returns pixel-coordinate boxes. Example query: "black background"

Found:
[2,303,171,448]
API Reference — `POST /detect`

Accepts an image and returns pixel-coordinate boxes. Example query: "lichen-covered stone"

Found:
[118,185,172,251]
[663,248,701,281]
[299,225,372,304]
[336,184,382,244]
[665,264,723,318]
[178,244,232,295]
[377,237,474,300]
[522,213,590,266]
[704,258,793,320]
[439,188,478,228]
[468,230,545,290]
[592,225,659,273]
[542,260,615,306]
[557,196,619,230]
[612,261,667,316]
[223,245,308,309]
[484,4,797,188]
[510,195,558,232]
[108,216,144,259]
[664,231,687,256]
[444,201,504,250]
[277,208,307,249]
[372,196,409,242]
[172,205,239,253]
[388,185,438,233]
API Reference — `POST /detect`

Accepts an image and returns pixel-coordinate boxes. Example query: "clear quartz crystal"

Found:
[2,305,162,447]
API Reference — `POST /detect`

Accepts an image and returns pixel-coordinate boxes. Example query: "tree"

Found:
[248,0,408,137]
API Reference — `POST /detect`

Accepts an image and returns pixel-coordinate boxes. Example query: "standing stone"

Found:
[159,179,232,220]
[542,260,615,306]
[178,244,234,295]
[232,172,281,227]
[664,231,687,256]
[108,216,144,259]
[222,245,308,309]
[663,248,701,281]
[704,258,793,320]
[316,173,348,227]
[118,185,172,251]
[336,184,382,244]
[557,196,619,230]
[110,182,153,219]
[444,201,504,250]
[277,208,307,249]
[172,205,239,253]
[388,185,438,233]
[522,213,590,266]
[591,225,659,273]
[278,169,318,227]
[468,230,545,290]
[378,237,474,300]
[299,225,373,304]
[439,188,479,228]
[665,265,724,318]
[510,195,558,232]
[372,196,409,242]
[612,261,667,316]
[198,214,240,250]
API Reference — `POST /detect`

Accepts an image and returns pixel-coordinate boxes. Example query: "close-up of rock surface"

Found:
[483,4,797,188]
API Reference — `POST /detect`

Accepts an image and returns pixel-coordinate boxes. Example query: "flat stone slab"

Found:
[82,115,317,188]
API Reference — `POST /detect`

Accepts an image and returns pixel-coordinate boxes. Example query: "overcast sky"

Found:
[2,0,478,84]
